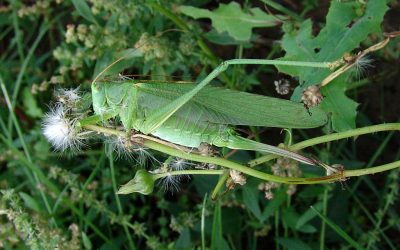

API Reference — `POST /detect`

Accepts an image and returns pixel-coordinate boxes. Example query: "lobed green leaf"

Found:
[277,0,388,131]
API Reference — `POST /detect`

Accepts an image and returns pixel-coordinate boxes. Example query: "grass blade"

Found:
[71,0,98,25]
[311,206,366,250]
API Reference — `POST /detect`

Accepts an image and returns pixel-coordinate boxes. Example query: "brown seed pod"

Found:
[301,85,324,107]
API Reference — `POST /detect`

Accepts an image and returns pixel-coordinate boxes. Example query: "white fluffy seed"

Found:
[42,104,83,151]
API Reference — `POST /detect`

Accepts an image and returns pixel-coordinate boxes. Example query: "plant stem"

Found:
[82,124,400,184]
[201,193,208,250]
[211,171,230,200]
[154,170,225,179]
[224,59,331,68]
[320,187,329,250]
[1,82,55,225]
[108,148,136,250]
[249,123,400,167]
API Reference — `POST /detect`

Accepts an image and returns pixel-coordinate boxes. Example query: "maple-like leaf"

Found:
[277,0,388,131]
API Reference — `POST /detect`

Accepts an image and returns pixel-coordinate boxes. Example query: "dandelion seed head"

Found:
[61,88,80,101]
[56,88,81,106]
[42,104,84,151]
[170,158,192,181]
[108,136,133,159]
[132,146,159,167]
[171,158,194,171]
[353,55,373,80]
[152,164,183,193]
[159,173,181,193]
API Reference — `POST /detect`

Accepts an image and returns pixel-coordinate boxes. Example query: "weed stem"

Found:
[82,123,400,185]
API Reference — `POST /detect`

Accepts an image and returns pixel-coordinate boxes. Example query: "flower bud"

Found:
[117,170,155,195]
[302,85,324,107]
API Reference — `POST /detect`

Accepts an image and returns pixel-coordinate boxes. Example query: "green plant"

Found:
[1,0,399,249]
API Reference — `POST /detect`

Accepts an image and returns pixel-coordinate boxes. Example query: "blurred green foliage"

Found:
[0,0,399,249]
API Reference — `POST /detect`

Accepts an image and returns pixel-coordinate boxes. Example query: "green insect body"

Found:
[92,80,327,165]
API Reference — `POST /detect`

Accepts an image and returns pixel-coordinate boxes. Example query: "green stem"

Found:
[108,149,136,250]
[201,193,208,250]
[224,59,330,68]
[344,161,400,177]
[1,82,54,224]
[260,0,303,21]
[0,134,115,245]
[11,22,49,108]
[82,124,400,185]
[211,171,230,200]
[249,123,400,167]
[320,187,329,250]
[154,170,225,179]
[147,3,189,31]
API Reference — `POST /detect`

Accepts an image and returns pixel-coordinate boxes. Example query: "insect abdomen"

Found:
[151,117,226,148]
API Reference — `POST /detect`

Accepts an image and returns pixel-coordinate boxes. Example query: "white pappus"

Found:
[57,87,81,103]
[42,103,86,152]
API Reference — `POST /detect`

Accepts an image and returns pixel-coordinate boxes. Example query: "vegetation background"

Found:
[0,0,399,249]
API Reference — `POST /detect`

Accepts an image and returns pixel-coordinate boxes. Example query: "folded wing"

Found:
[137,82,327,129]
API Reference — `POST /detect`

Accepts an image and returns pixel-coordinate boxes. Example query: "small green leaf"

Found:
[71,0,98,24]
[180,2,280,41]
[175,228,192,249]
[281,207,300,229]
[242,185,262,221]
[81,232,93,250]
[276,238,312,250]
[22,88,43,118]
[204,29,252,46]
[19,192,41,212]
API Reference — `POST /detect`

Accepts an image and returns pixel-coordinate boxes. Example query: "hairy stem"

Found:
[249,123,400,167]
[82,124,400,185]
[154,170,225,179]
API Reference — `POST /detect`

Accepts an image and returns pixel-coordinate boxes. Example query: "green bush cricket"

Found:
[86,57,333,166]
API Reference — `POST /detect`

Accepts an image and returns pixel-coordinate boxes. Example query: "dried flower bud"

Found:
[65,24,77,44]
[117,170,155,195]
[229,170,246,186]
[302,85,324,107]
[274,79,291,95]
[326,164,344,176]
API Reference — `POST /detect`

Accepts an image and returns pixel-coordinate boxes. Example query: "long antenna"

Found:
[91,51,133,85]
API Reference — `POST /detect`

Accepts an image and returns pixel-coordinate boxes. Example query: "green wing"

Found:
[137,82,327,129]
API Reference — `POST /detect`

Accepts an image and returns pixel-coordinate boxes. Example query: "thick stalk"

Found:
[82,124,400,185]
[249,123,400,167]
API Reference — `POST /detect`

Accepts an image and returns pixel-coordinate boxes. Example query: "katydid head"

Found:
[91,81,135,122]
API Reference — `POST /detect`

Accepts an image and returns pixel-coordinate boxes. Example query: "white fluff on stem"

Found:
[42,104,83,151]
